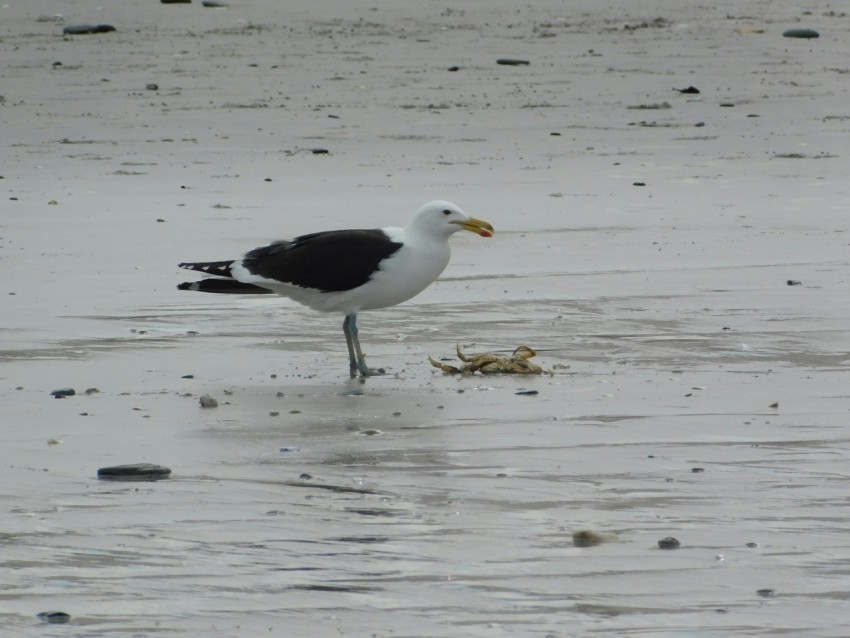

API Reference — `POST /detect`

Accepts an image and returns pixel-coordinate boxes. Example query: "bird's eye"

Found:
[442,209,452,216]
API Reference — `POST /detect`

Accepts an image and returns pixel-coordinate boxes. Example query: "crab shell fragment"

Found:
[429,344,544,375]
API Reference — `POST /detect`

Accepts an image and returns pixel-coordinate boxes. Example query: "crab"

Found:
[429,344,544,375]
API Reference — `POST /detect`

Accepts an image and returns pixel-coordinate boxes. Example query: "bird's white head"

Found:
[408,200,494,239]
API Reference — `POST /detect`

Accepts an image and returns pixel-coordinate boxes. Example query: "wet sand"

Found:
[3,1,850,636]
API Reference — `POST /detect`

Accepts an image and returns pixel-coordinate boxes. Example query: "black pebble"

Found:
[37,612,71,624]
[299,473,313,480]
[756,588,776,597]
[97,463,172,481]
[497,58,530,66]
[633,182,646,186]
[50,388,75,398]
[787,279,802,286]
[448,66,460,72]
[674,86,700,94]
[658,536,681,549]
[311,148,329,154]
[63,24,116,35]
[691,467,705,473]
[782,28,819,39]
[515,390,538,396]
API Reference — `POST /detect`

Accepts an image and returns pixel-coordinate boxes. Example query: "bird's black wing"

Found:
[242,229,403,292]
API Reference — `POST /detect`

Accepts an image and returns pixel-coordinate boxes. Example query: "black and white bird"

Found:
[177,200,494,377]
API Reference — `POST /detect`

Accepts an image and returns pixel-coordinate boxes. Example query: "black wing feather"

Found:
[241,229,402,292]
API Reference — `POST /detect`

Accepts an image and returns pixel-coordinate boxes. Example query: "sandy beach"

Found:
[2,1,850,635]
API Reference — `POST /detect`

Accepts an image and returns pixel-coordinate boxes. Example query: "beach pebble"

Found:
[515,390,539,396]
[162,0,192,3]
[497,58,530,66]
[448,66,460,72]
[50,388,75,398]
[356,428,383,436]
[37,611,71,624]
[787,279,801,286]
[84,387,100,395]
[63,24,116,35]
[202,0,229,6]
[199,394,218,408]
[674,86,700,94]
[97,463,172,481]
[691,467,705,473]
[572,530,617,547]
[756,588,776,597]
[658,536,681,549]
[145,83,159,91]
[782,28,819,39]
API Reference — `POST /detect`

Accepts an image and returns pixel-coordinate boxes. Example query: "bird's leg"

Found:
[342,314,359,377]
[342,313,385,377]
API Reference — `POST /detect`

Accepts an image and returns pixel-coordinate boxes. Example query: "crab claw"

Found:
[429,355,461,374]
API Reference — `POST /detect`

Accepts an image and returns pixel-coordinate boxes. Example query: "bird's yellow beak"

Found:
[451,217,494,238]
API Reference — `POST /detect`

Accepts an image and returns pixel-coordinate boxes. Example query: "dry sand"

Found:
[2,0,850,636]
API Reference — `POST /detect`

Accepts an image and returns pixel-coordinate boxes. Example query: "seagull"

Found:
[177,200,494,377]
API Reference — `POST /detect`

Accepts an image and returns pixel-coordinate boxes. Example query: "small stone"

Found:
[572,530,616,547]
[199,395,218,408]
[63,24,116,35]
[37,611,71,624]
[756,588,776,597]
[47,438,62,446]
[633,182,646,186]
[299,473,313,480]
[674,86,700,94]
[97,463,171,481]
[146,83,159,91]
[357,428,383,436]
[691,467,705,473]
[787,279,802,286]
[279,446,300,453]
[658,536,681,550]
[769,401,779,408]
[746,542,759,548]
[782,28,819,39]
[181,374,194,379]
[269,411,280,417]
[497,58,530,66]
[202,0,229,6]
[84,387,100,395]
[161,0,192,3]
[448,66,460,72]
[515,390,538,396]
[311,148,329,154]
[50,388,75,398]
